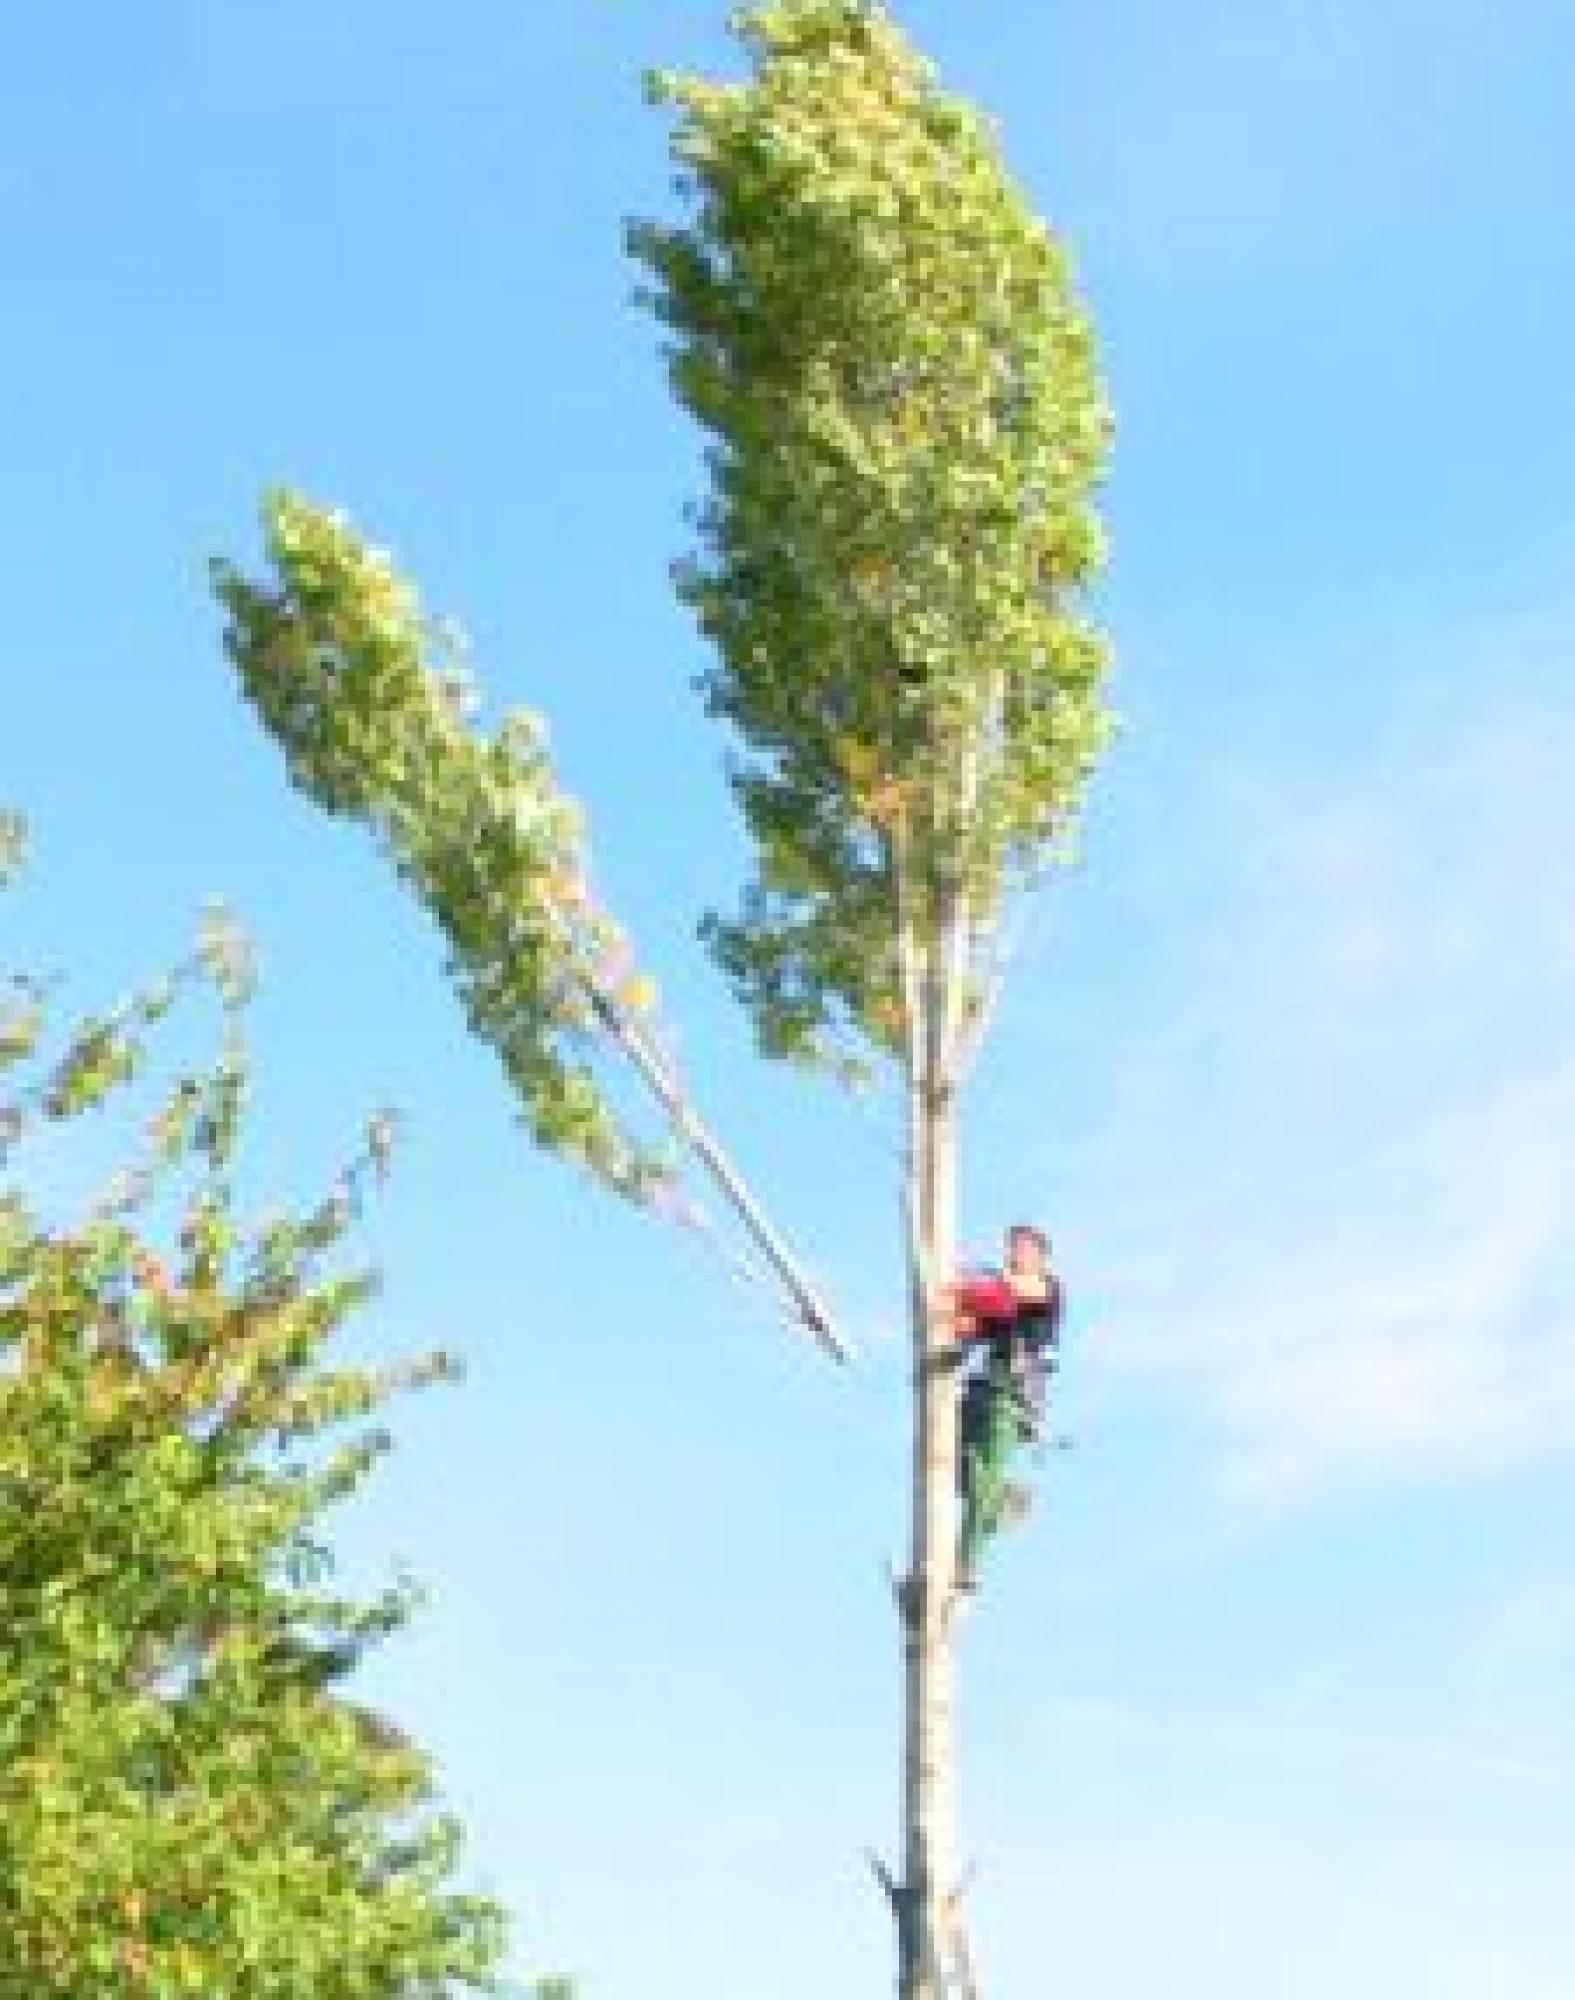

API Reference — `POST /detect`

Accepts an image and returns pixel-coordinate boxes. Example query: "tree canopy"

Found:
[0,827,505,1997]
[631,0,1112,1077]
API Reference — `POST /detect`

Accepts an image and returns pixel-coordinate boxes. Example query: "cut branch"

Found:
[583,978,851,1365]
[865,1847,903,1915]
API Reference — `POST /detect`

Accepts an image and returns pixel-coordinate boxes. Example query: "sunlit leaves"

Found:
[0,811,24,890]
[212,495,671,1202]
[633,0,1114,1074]
[0,918,504,1997]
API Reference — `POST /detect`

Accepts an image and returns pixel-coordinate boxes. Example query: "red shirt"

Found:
[954,1271,1060,1345]
[955,1273,1022,1333]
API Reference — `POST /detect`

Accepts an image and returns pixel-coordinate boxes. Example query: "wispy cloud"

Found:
[1077,635,1575,1502]
[1040,1690,1565,1792]
[1192,1063,1575,1498]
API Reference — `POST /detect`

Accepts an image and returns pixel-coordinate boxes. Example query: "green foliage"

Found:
[0,866,505,1996]
[631,0,1113,1070]
[211,496,670,1201]
[0,809,25,889]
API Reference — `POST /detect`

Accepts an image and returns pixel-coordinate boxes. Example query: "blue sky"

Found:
[5,2,1575,1994]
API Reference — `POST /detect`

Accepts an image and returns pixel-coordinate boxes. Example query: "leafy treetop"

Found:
[631,0,1112,1075]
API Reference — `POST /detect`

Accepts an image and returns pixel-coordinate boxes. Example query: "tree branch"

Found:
[583,979,851,1365]
[865,1847,903,1915]
[948,1865,984,2000]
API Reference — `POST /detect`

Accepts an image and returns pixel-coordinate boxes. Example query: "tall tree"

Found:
[211,6,1111,1992]
[634,9,1111,1990]
[0,827,507,1997]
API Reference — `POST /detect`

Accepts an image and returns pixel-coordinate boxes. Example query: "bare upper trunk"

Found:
[895,915,967,2000]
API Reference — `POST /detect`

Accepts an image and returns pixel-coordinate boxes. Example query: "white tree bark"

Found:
[896,915,967,2000]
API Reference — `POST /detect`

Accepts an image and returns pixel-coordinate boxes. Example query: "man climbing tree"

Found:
[947,1225,1064,1593]
[211,5,1111,1993]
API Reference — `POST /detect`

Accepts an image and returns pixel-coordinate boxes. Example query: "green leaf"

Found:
[0,917,507,1996]
[633,0,1114,1078]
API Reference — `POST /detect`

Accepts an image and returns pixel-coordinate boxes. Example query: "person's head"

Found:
[1005,1222,1049,1277]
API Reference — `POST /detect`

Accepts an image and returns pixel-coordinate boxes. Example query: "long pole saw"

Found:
[583,980,851,1366]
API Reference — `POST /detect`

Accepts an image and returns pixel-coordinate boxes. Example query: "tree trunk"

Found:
[897,1045,962,2000]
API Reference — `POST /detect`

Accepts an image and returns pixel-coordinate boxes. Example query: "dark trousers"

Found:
[958,1372,1026,1575]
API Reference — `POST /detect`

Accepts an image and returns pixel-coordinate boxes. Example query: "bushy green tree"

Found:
[0,825,505,1997]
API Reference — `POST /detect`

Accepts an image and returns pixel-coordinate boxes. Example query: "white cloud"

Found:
[1040,1691,1563,1792]
[1079,661,1575,1502]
